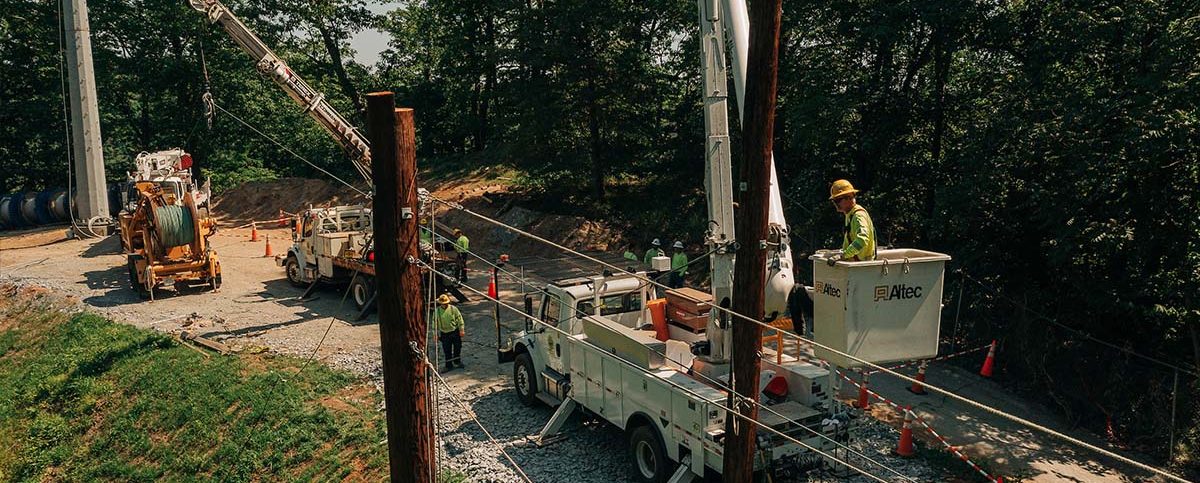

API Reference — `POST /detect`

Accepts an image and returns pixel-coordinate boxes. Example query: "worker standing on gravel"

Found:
[435,294,465,371]
[669,241,688,288]
[453,228,470,281]
[827,179,876,265]
[643,238,665,265]
[419,217,434,257]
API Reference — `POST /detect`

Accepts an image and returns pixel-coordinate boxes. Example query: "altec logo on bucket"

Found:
[874,284,923,302]
[815,281,841,298]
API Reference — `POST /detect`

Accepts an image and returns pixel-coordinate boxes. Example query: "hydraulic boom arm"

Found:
[189,0,372,182]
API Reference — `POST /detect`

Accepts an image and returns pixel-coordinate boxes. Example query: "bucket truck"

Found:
[500,1,951,481]
[189,0,460,310]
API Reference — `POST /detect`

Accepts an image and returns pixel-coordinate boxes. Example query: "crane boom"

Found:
[189,0,372,182]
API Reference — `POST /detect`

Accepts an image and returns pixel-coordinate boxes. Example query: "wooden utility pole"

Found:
[722,0,783,480]
[366,92,434,483]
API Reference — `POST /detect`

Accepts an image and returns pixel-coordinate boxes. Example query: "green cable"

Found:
[155,204,196,248]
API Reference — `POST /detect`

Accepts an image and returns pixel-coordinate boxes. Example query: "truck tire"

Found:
[349,275,374,311]
[629,424,670,483]
[285,256,306,287]
[127,254,150,300]
[513,352,539,407]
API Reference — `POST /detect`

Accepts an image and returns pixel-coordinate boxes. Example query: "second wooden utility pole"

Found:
[722,0,784,480]
[366,92,434,483]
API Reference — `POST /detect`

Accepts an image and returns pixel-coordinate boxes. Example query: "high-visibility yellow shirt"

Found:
[455,235,469,254]
[419,227,433,245]
[671,252,688,275]
[644,248,664,265]
[841,204,876,261]
[435,305,464,334]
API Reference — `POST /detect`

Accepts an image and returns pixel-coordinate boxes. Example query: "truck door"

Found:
[541,292,566,374]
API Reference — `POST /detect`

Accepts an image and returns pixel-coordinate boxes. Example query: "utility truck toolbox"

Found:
[665,287,712,314]
[810,248,951,368]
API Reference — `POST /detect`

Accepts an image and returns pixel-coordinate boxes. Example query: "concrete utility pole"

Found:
[63,0,109,229]
[366,92,434,483]
[722,0,783,479]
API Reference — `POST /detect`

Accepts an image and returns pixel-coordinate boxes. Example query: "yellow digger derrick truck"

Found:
[120,182,221,299]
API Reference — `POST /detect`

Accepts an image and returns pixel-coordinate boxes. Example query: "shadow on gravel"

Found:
[80,235,121,258]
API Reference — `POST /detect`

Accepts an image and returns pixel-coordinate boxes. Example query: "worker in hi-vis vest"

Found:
[644,238,665,265]
[453,228,469,281]
[419,217,434,257]
[826,179,876,266]
[435,294,465,371]
[669,241,688,288]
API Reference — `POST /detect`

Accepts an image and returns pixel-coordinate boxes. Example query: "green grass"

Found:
[0,296,387,482]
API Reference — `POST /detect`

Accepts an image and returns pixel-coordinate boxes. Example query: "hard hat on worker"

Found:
[437,294,451,305]
[829,179,859,200]
[672,241,684,249]
[651,238,661,247]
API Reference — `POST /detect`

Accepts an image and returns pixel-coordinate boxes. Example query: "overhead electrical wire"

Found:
[218,92,1184,483]
[428,246,919,482]
[422,355,535,483]
[428,194,1191,483]
[414,258,898,483]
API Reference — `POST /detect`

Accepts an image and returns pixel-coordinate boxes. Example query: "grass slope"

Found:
[0,288,386,482]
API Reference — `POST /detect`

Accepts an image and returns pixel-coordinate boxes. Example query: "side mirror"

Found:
[524,295,535,332]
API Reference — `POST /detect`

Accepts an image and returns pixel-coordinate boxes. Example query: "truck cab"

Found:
[279,206,372,287]
[505,274,838,483]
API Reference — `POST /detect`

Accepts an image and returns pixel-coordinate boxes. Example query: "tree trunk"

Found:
[476,12,496,151]
[586,77,604,201]
[315,20,364,120]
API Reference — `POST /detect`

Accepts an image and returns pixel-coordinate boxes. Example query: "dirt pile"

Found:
[212,176,627,258]
[434,195,626,259]
[212,178,369,222]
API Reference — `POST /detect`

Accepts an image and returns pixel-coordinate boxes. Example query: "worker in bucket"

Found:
[643,238,665,265]
[453,228,470,281]
[669,241,688,288]
[827,179,876,265]
[435,294,465,371]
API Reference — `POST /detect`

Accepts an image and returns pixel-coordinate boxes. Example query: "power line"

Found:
[432,248,919,482]
[421,355,534,483]
[961,270,1197,377]
[429,194,1191,483]
[209,101,368,198]
[415,258,900,483]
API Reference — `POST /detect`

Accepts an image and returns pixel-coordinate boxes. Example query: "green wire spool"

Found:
[154,204,196,248]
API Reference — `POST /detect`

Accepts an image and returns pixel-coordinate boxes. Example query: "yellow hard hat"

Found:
[829,179,859,200]
[437,294,451,305]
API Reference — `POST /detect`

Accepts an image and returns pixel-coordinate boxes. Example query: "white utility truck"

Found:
[500,1,951,481]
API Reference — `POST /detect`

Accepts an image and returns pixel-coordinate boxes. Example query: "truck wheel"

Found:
[629,424,670,483]
[285,256,305,287]
[127,255,150,299]
[513,352,539,407]
[349,276,374,311]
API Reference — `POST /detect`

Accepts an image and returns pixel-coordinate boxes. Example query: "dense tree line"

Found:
[2,0,1197,473]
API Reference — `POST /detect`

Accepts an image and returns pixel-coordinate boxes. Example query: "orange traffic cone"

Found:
[855,373,870,409]
[908,361,928,395]
[487,278,497,299]
[980,340,997,377]
[264,235,273,257]
[250,221,259,242]
[894,406,916,457]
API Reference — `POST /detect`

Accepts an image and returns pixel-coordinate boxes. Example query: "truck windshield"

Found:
[577,292,641,317]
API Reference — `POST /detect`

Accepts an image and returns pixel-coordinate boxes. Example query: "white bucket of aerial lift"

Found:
[809,248,951,369]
